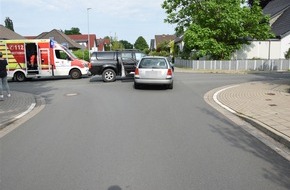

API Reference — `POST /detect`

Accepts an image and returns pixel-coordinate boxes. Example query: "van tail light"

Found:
[167,68,173,76]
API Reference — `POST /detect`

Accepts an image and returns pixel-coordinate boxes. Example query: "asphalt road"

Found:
[1,73,290,190]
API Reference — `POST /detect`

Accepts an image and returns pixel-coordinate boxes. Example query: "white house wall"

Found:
[234,40,283,59]
[280,34,290,58]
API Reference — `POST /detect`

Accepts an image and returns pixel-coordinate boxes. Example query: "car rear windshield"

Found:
[139,58,168,69]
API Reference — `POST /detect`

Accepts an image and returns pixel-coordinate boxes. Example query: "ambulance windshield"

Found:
[63,46,78,59]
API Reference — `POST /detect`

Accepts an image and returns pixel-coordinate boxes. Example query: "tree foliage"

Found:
[134,36,149,51]
[157,41,171,52]
[5,17,14,31]
[111,36,124,50]
[64,27,81,35]
[73,49,89,62]
[149,40,171,57]
[103,36,111,51]
[120,40,133,49]
[162,0,274,59]
[285,48,290,59]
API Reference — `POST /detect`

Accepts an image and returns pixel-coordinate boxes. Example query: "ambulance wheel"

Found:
[14,72,26,82]
[70,69,81,79]
[102,69,116,82]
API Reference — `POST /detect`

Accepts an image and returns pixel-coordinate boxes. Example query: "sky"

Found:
[0,0,176,44]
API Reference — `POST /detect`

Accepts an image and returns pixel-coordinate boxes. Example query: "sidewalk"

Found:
[0,91,37,130]
[215,80,290,149]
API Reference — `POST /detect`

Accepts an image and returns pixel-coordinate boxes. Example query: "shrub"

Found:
[72,49,89,62]
[285,48,290,59]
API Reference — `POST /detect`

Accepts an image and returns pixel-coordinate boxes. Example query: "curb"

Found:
[204,85,290,159]
[237,114,290,150]
[211,84,290,150]
[0,103,36,130]
[0,95,45,130]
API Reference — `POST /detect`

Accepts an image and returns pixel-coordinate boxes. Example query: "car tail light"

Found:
[88,62,92,69]
[167,68,173,76]
[135,68,139,75]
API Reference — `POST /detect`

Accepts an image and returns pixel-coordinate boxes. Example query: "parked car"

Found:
[134,56,174,89]
[89,50,146,82]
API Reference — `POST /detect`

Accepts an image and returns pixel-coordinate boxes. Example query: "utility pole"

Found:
[87,8,92,58]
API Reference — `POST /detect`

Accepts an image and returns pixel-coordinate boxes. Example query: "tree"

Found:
[120,40,133,49]
[134,36,149,51]
[5,17,14,31]
[103,36,111,51]
[64,27,81,35]
[285,48,290,59]
[248,0,271,8]
[111,36,124,50]
[149,40,171,57]
[162,0,274,59]
[157,41,170,52]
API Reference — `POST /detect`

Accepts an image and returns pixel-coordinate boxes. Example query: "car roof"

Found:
[142,56,168,59]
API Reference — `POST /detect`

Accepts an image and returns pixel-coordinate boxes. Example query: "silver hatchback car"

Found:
[134,56,174,89]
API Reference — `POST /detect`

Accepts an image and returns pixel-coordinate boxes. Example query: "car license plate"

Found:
[145,71,160,78]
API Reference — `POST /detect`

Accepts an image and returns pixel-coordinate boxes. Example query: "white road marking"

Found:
[212,85,239,114]
[15,103,36,119]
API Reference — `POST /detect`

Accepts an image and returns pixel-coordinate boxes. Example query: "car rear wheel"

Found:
[102,69,116,82]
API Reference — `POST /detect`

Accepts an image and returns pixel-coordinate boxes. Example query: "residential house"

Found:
[235,0,290,59]
[174,35,184,53]
[68,34,97,51]
[151,34,176,50]
[34,29,84,50]
[0,24,25,40]
[68,34,110,52]
[96,38,111,51]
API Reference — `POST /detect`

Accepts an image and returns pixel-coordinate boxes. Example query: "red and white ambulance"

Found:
[0,39,90,81]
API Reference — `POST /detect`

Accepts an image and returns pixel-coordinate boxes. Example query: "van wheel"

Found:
[14,72,26,82]
[102,69,116,82]
[70,69,81,79]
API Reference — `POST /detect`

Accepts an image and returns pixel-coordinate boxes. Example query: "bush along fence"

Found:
[174,58,290,72]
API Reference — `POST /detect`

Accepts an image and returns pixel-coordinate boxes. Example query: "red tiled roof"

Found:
[68,34,96,50]
[97,38,111,51]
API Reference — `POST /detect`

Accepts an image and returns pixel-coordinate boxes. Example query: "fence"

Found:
[174,58,290,71]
